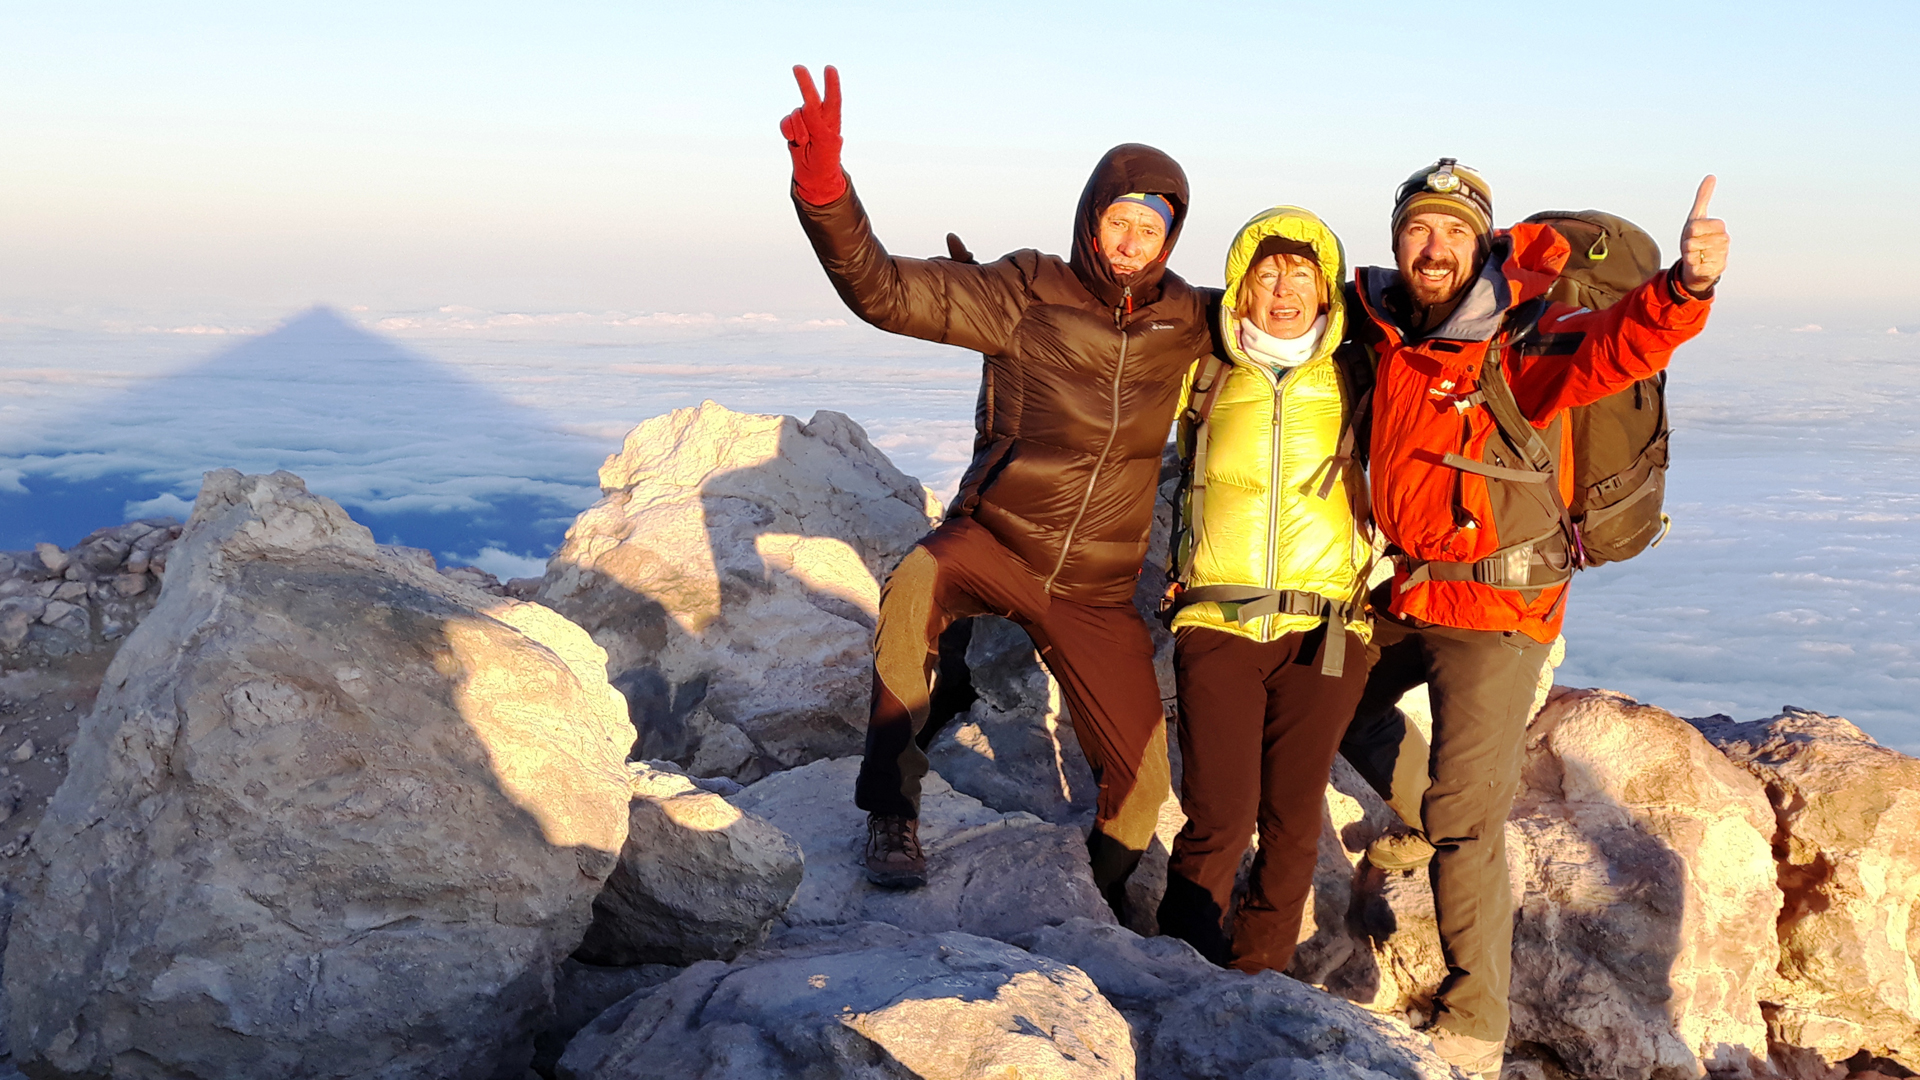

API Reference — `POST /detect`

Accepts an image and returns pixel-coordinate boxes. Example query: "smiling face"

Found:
[1240,253,1323,340]
[1395,211,1481,307]
[1098,200,1169,278]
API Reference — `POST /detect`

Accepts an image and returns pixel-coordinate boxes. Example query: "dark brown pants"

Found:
[1158,623,1370,973]
[853,517,1170,888]
[1337,614,1551,1043]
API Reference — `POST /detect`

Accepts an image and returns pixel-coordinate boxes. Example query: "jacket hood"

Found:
[1357,221,1571,344]
[1219,206,1347,369]
[1068,143,1191,310]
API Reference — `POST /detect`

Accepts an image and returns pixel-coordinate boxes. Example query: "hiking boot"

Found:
[1425,1026,1505,1080]
[864,813,928,889]
[1367,830,1436,872]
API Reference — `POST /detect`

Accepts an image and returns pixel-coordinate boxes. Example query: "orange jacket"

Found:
[1355,223,1712,642]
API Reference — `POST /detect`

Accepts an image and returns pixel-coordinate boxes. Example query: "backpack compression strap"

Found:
[1396,300,1584,592]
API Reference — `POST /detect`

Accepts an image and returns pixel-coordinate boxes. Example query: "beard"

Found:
[1407,255,1466,306]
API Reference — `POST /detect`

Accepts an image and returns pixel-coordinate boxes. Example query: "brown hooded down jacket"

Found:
[795,144,1213,605]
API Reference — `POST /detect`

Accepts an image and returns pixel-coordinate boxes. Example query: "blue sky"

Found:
[1,2,1914,325]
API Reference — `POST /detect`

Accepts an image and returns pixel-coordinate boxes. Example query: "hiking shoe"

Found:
[864,813,928,889]
[1426,1026,1505,1080]
[1367,830,1437,872]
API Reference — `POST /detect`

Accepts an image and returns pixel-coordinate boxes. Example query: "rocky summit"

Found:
[0,406,1915,1080]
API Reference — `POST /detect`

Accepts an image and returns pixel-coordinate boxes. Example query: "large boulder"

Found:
[1015,917,1459,1079]
[1238,682,1781,1080]
[3,470,636,1080]
[728,757,1114,942]
[574,762,804,966]
[537,403,941,781]
[1689,708,1920,1074]
[557,923,1135,1080]
[1504,689,1781,1080]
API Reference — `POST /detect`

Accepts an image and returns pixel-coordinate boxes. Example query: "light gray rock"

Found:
[557,924,1135,1080]
[0,601,42,652]
[574,762,803,967]
[539,403,941,780]
[3,469,637,1080]
[1502,689,1780,1080]
[728,757,1114,942]
[36,601,86,636]
[1015,918,1458,1080]
[32,545,66,574]
[1689,707,1920,1074]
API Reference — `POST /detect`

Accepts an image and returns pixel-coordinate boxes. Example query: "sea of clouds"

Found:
[2,306,1914,751]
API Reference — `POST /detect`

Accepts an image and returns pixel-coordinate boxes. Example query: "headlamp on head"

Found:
[1391,157,1494,240]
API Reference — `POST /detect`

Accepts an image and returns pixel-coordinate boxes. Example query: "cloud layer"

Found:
[3,309,1915,749]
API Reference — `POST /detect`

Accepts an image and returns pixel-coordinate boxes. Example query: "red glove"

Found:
[779,65,845,206]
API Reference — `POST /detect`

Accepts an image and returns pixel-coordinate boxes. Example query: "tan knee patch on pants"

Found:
[1099,718,1171,853]
[873,546,940,729]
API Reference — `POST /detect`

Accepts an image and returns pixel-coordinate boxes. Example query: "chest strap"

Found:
[1166,586,1358,677]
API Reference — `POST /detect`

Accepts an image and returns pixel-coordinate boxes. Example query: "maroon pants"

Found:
[1159,623,1369,973]
[854,517,1170,887]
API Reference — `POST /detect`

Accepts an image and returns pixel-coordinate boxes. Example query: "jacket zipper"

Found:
[1263,363,1296,642]
[1048,288,1131,589]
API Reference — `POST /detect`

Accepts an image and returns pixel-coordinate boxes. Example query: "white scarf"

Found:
[1238,314,1326,371]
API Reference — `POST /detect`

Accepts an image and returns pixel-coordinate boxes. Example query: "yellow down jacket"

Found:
[1170,207,1372,644]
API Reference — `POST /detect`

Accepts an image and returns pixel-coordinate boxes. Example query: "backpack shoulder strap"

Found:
[1467,306,1583,565]
[1167,351,1232,590]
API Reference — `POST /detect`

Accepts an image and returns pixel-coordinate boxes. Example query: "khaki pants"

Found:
[1338,614,1550,1043]
[854,517,1170,892]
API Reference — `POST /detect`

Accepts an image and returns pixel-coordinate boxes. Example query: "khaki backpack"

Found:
[1520,210,1675,565]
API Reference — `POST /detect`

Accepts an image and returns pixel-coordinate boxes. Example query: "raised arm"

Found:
[783,65,1023,354]
[1512,176,1728,421]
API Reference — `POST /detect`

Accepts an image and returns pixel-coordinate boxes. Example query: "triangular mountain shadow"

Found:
[1,307,605,559]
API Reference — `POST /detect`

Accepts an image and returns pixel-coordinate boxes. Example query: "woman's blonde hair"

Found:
[1235,252,1328,322]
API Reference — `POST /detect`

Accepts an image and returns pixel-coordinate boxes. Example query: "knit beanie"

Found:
[1108,192,1175,232]
[1390,158,1493,240]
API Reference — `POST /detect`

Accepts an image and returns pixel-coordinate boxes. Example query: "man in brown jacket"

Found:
[781,65,1212,908]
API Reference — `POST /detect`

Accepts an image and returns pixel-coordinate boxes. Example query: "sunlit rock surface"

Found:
[1016,917,1458,1080]
[729,757,1113,942]
[574,762,803,967]
[1506,688,1780,1080]
[558,923,1134,1080]
[2,469,636,1080]
[538,402,941,781]
[1691,707,1920,1075]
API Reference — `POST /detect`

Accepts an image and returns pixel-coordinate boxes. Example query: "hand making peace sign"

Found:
[780,65,846,206]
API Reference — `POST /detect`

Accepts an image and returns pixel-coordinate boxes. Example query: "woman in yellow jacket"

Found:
[1157,206,1374,973]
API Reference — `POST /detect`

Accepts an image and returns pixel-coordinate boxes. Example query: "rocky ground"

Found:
[1,405,1916,1080]
[0,521,181,871]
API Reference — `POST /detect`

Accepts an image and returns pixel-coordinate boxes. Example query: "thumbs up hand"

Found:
[1678,175,1728,294]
